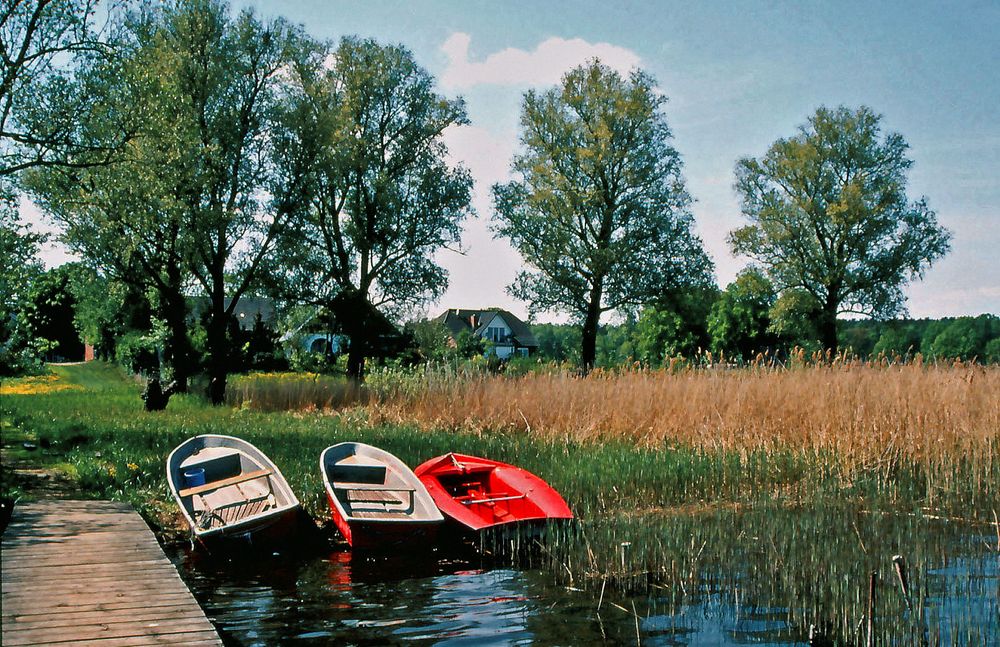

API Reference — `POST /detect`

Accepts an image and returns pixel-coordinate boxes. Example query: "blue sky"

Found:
[30,1,1000,320]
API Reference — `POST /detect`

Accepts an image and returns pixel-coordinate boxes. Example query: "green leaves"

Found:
[271,37,473,316]
[731,105,951,352]
[493,60,712,368]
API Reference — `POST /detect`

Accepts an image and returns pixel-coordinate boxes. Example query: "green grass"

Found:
[2,362,997,645]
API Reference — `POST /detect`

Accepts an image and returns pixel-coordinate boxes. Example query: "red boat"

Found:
[413,453,573,532]
[320,442,443,549]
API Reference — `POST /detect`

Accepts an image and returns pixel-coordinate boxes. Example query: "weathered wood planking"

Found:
[2,500,222,646]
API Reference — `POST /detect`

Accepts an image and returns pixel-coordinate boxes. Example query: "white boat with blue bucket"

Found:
[167,434,300,542]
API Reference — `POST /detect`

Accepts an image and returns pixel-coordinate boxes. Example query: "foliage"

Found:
[227,314,288,373]
[924,315,1000,361]
[870,322,922,358]
[493,61,713,370]
[707,268,777,360]
[532,323,580,364]
[0,207,46,374]
[730,105,951,353]
[454,328,487,359]
[632,286,717,365]
[405,319,453,363]
[19,265,85,361]
[1,0,127,177]
[269,36,472,379]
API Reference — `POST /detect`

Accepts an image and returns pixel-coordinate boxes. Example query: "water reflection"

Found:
[167,506,999,646]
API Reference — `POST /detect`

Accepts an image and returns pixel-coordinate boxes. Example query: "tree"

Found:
[926,315,999,361]
[531,323,580,364]
[871,322,921,358]
[730,106,951,354]
[160,0,300,403]
[707,268,777,360]
[269,36,472,380]
[25,6,199,401]
[0,207,45,373]
[493,61,712,371]
[1,0,129,177]
[21,265,85,361]
[27,0,301,405]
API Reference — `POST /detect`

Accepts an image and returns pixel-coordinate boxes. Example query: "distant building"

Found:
[435,308,538,359]
[188,297,276,330]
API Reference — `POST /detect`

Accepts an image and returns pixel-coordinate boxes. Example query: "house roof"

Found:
[188,296,275,329]
[434,308,538,348]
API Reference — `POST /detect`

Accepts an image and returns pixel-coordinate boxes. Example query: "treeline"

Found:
[533,311,1000,367]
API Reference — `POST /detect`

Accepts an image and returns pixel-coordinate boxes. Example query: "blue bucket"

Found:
[183,467,206,487]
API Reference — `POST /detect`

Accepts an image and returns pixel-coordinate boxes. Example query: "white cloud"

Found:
[441,123,516,188]
[440,32,641,90]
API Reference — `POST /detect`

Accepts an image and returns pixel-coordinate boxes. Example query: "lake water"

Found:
[167,506,999,645]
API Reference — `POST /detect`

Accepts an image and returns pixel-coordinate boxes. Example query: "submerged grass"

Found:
[2,362,997,643]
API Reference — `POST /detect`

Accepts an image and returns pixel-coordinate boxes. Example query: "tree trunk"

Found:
[142,377,177,412]
[580,289,603,374]
[205,289,229,405]
[161,290,193,393]
[818,293,839,357]
[347,343,365,382]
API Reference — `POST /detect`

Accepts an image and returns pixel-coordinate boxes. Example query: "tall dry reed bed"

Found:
[366,363,998,509]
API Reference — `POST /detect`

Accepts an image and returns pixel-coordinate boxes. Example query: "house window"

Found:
[485,326,505,343]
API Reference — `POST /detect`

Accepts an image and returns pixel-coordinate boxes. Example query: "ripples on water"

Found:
[168,509,999,645]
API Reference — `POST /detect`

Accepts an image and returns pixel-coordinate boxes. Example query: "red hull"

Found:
[326,491,439,550]
[414,453,573,532]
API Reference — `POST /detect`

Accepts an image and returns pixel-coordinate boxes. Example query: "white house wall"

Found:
[479,313,512,343]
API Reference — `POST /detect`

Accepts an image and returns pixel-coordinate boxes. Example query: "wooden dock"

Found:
[2,500,222,646]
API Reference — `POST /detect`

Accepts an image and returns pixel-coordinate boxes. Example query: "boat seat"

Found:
[351,509,413,519]
[346,489,404,505]
[179,467,273,498]
[328,463,387,485]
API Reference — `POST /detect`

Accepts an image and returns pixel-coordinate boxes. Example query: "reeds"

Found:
[226,372,366,411]
[365,362,998,510]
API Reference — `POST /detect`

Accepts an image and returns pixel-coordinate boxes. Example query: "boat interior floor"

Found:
[194,476,276,530]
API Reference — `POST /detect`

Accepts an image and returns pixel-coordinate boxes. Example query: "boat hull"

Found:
[326,491,439,550]
[321,442,443,550]
[414,453,573,533]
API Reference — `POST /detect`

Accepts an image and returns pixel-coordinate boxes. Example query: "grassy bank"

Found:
[2,362,998,642]
[8,364,996,524]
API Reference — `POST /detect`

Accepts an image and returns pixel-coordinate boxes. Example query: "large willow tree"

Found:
[270,37,473,379]
[730,106,951,354]
[493,61,712,371]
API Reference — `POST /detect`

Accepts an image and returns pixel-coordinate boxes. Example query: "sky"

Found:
[25,0,1000,321]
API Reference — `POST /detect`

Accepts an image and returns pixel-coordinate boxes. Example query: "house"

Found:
[188,297,276,330]
[435,308,538,359]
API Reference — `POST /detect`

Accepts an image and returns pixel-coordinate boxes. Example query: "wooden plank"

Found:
[178,467,272,497]
[29,629,222,646]
[1,559,167,578]
[3,604,208,631]
[346,488,404,504]
[2,617,219,645]
[0,593,197,616]
[2,500,221,646]
[351,509,413,519]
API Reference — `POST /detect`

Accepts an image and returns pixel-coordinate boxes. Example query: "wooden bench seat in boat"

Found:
[350,509,414,519]
[328,462,387,485]
[179,467,273,498]
[345,488,408,505]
